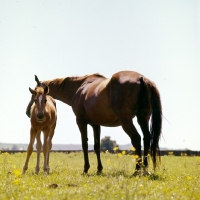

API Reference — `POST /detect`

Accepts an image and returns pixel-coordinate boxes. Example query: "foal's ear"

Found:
[44,85,49,94]
[34,75,41,86]
[29,87,36,95]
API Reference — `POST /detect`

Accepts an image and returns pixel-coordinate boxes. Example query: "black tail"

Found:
[143,78,162,169]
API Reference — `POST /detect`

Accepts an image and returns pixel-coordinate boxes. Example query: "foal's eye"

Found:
[44,100,47,104]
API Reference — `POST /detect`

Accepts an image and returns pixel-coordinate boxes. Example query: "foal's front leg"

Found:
[46,124,56,173]
[43,129,50,174]
[76,118,90,174]
[22,128,36,174]
[35,132,42,174]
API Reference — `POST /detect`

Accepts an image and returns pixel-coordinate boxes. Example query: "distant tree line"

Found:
[100,136,119,153]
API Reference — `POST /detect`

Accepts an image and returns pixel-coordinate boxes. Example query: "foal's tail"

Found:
[142,77,162,169]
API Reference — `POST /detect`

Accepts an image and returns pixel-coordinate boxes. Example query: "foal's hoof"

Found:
[43,170,50,175]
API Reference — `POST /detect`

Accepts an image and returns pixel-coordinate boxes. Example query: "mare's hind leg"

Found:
[35,132,42,174]
[22,128,36,174]
[137,114,151,175]
[120,118,142,171]
[91,125,103,173]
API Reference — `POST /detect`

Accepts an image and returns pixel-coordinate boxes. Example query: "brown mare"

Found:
[23,85,57,174]
[27,71,162,175]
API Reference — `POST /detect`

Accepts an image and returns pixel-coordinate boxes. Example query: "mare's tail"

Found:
[142,77,162,169]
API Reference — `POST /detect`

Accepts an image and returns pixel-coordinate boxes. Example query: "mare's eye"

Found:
[44,100,47,104]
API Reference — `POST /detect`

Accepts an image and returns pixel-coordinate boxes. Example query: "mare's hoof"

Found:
[131,170,151,177]
[143,171,151,176]
[131,170,142,177]
[81,171,88,176]
[97,170,103,175]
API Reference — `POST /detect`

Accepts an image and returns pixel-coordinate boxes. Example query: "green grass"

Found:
[0,151,200,199]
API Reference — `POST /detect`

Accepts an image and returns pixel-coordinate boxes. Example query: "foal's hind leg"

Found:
[120,118,142,171]
[91,125,103,173]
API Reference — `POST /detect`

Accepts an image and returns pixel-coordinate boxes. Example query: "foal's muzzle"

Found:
[37,112,44,121]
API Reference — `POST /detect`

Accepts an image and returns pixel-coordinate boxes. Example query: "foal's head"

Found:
[29,85,49,122]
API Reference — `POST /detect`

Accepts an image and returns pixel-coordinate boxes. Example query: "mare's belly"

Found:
[86,106,121,127]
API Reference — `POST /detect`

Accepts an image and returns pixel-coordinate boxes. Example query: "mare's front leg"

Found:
[35,132,42,174]
[22,128,36,174]
[76,118,90,174]
[91,125,103,173]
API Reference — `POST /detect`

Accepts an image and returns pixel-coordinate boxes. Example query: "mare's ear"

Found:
[29,87,36,95]
[35,75,41,86]
[44,85,49,94]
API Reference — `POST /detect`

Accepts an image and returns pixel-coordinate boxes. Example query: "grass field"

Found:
[0,151,200,200]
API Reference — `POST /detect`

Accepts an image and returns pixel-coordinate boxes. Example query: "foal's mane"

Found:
[35,86,45,94]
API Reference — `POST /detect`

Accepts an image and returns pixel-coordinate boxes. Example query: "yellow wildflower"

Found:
[122,150,126,155]
[13,169,21,176]
[117,153,122,158]
[130,147,135,151]
[107,161,111,165]
[113,147,119,151]
[135,155,139,159]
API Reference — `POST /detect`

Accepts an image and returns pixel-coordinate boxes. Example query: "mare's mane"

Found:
[44,73,106,88]
[70,73,105,80]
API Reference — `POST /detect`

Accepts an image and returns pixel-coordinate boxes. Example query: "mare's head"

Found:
[29,85,49,122]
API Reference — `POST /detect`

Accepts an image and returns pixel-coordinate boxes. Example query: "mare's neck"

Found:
[43,77,84,106]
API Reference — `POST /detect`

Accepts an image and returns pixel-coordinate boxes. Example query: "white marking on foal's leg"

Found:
[38,95,42,108]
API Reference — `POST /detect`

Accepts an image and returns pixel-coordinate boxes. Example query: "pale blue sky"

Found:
[0,0,199,150]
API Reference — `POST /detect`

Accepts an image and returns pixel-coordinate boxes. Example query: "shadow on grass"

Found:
[148,173,166,181]
[84,170,167,181]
